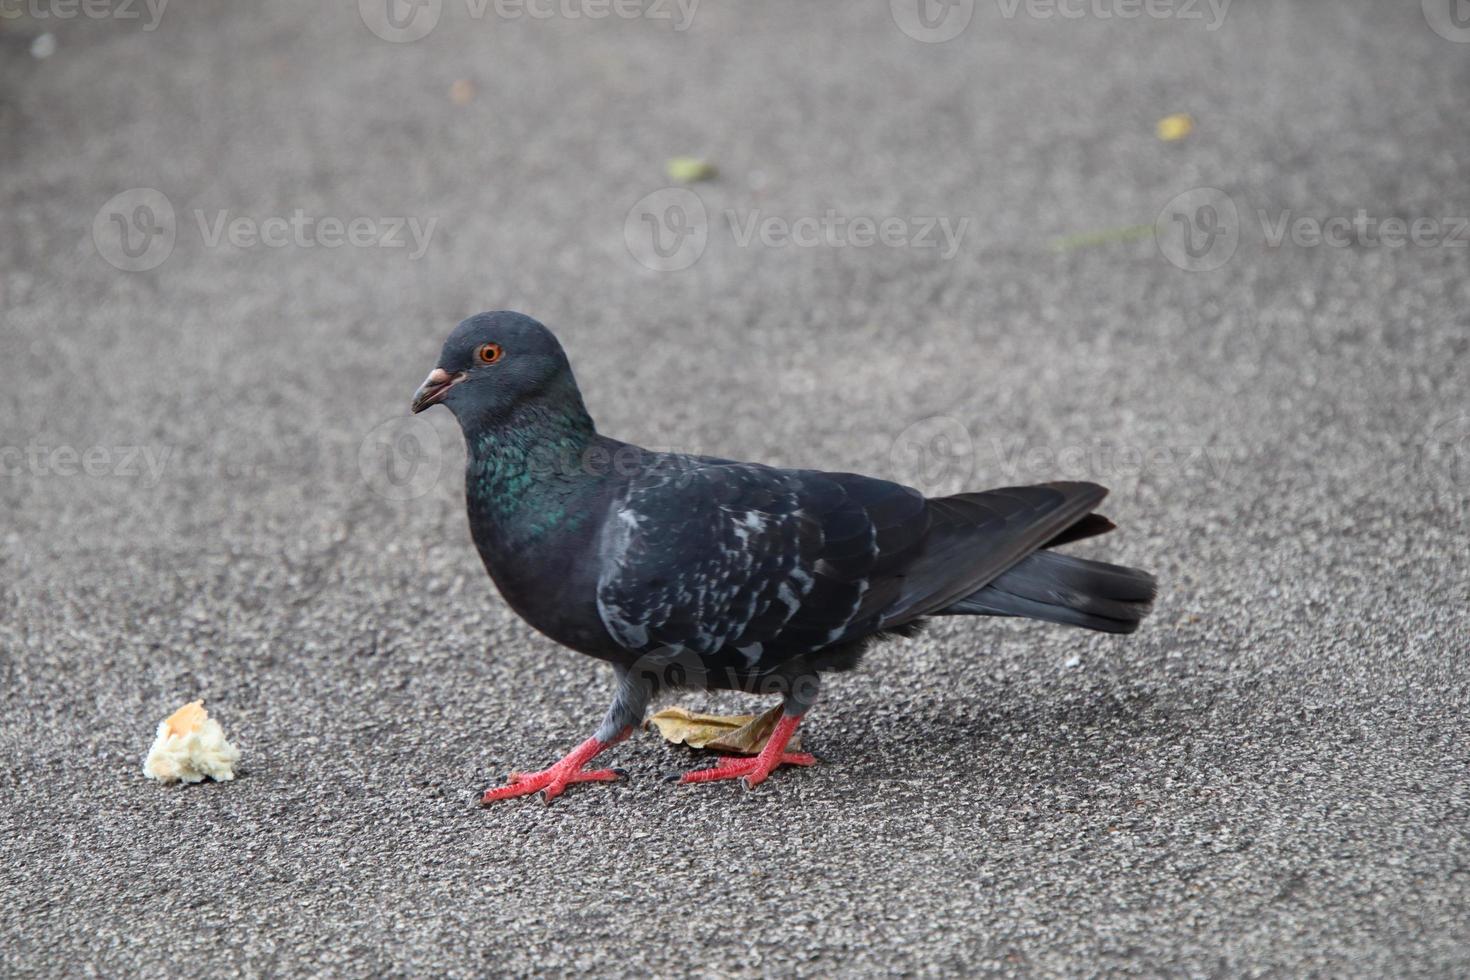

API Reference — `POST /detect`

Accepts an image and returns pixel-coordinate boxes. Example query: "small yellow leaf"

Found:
[1156,113,1194,142]
[665,156,717,183]
[646,703,799,755]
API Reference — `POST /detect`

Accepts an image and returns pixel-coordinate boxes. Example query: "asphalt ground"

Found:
[2,0,1468,975]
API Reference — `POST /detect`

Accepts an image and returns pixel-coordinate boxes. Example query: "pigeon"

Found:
[412,311,1157,803]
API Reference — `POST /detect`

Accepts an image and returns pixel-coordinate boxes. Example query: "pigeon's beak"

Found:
[411,368,465,414]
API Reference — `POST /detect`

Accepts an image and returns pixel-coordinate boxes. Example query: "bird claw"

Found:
[678,714,814,790]
[481,758,625,805]
[679,751,817,789]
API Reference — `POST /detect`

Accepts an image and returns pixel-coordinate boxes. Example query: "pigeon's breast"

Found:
[466,485,627,661]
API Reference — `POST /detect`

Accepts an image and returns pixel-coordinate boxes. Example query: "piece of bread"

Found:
[142,700,240,784]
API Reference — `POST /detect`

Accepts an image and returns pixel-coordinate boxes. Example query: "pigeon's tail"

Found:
[939,551,1157,634]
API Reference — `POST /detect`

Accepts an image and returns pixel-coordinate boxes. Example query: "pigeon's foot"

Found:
[679,714,815,789]
[679,750,817,788]
[481,734,626,804]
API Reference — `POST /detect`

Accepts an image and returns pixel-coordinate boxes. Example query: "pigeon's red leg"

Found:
[481,728,631,804]
[482,670,653,805]
[680,713,816,789]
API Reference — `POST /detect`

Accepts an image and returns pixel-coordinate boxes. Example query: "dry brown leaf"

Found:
[646,703,800,755]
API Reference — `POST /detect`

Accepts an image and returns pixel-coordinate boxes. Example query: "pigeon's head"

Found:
[411,311,585,427]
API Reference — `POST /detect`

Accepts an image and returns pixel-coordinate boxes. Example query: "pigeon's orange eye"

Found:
[476,343,503,365]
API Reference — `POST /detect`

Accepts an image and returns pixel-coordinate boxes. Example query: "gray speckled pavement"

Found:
[2,1,1468,975]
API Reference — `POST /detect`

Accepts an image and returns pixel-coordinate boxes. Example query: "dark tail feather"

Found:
[940,551,1156,634]
[1042,512,1116,548]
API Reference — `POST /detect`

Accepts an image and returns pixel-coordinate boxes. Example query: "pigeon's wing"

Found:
[594,459,928,672]
[596,453,1107,676]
